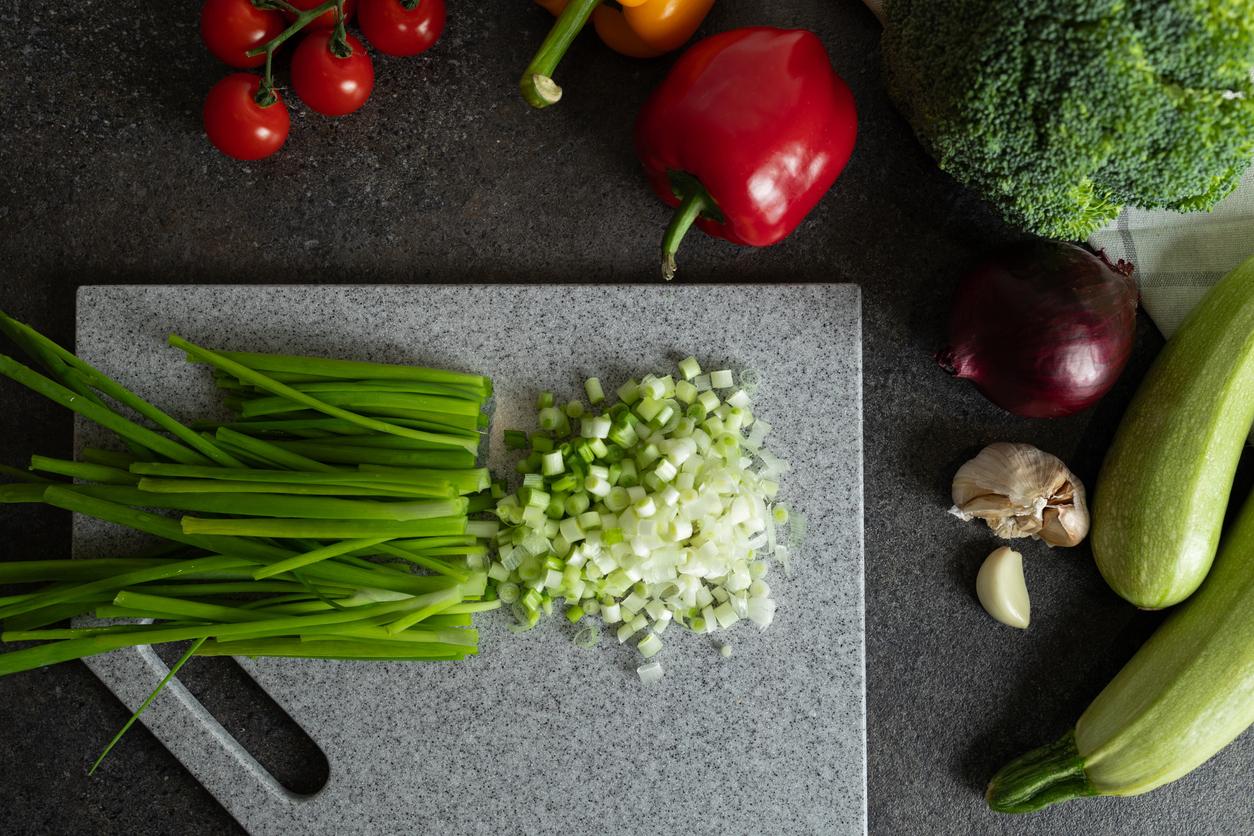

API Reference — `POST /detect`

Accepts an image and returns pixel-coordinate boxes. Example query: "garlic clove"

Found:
[1041,502,1088,549]
[951,494,1016,517]
[987,513,1043,540]
[976,546,1031,629]
[950,442,1089,547]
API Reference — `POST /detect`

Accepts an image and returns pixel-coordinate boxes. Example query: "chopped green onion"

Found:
[490,357,791,678]
[637,633,663,658]
[636,660,664,685]
[582,377,603,404]
[573,624,599,648]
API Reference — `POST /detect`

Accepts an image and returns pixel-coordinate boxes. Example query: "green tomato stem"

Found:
[257,0,302,14]
[257,49,278,107]
[330,0,353,58]
[246,0,340,105]
[519,0,602,109]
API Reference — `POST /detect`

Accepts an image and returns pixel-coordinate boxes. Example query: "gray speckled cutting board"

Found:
[73,285,865,836]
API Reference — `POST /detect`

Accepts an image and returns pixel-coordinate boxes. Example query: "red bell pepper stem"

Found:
[520,0,602,109]
[660,184,715,281]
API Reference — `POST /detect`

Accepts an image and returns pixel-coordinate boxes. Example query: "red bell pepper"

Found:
[634,27,858,278]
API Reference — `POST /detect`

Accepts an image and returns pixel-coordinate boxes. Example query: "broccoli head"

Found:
[880,0,1254,238]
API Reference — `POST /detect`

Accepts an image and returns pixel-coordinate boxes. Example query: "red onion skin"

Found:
[937,242,1138,419]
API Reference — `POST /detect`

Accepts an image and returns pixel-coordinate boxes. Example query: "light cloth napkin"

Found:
[1089,164,1254,446]
[1089,165,1254,339]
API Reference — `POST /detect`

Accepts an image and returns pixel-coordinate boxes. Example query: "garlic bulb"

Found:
[950,442,1089,547]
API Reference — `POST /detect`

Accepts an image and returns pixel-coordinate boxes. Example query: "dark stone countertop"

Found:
[0,1,1248,834]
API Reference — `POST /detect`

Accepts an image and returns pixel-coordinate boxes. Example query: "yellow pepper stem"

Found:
[520,0,603,109]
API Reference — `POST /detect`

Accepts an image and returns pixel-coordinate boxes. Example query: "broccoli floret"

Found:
[880,0,1254,239]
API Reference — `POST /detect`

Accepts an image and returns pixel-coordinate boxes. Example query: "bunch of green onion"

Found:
[491,356,798,684]
[0,310,498,739]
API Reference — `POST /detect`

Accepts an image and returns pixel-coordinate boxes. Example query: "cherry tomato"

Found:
[357,0,445,57]
[203,74,290,160]
[284,0,356,30]
[200,0,285,68]
[290,31,375,116]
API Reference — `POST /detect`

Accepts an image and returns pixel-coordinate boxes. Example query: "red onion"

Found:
[936,242,1138,418]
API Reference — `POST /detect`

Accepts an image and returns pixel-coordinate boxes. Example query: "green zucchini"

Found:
[1092,255,1254,609]
[987,488,1254,812]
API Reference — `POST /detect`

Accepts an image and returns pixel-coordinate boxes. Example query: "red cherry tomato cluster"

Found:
[200,0,445,160]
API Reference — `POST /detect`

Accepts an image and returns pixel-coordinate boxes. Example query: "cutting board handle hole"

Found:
[154,643,329,796]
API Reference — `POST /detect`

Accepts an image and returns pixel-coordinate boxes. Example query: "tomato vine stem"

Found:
[246,0,343,106]
[330,0,353,58]
[257,0,302,15]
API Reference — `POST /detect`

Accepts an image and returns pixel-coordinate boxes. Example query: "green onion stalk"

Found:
[0,309,496,771]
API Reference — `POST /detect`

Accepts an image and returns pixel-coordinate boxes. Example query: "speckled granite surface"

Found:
[74,285,865,835]
[1,0,1250,833]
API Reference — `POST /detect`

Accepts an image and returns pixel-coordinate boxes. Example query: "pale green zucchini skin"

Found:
[1092,255,1254,609]
[987,490,1254,813]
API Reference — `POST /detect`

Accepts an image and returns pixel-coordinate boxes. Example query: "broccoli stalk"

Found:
[870,0,1254,239]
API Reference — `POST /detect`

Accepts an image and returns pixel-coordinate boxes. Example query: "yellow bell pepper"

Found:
[521,0,716,108]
